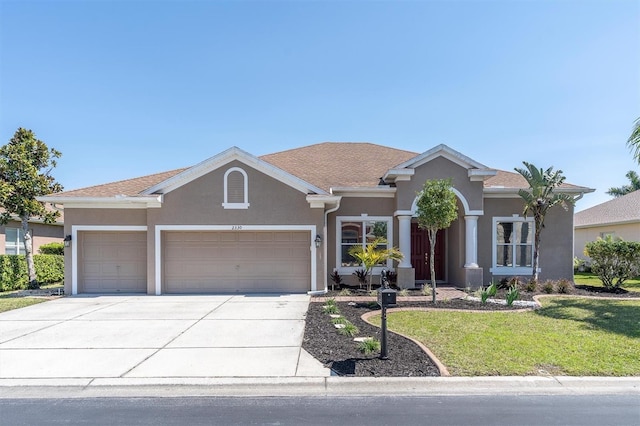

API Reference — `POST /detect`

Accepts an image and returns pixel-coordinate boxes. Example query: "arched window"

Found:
[222,167,249,209]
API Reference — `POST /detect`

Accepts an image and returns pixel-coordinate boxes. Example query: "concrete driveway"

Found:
[0,294,330,382]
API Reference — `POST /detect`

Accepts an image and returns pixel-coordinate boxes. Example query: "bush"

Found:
[480,281,498,303]
[556,279,571,294]
[542,280,554,294]
[0,254,64,291]
[337,322,359,337]
[585,238,640,290]
[358,338,380,355]
[505,285,519,306]
[38,242,64,255]
[525,279,537,292]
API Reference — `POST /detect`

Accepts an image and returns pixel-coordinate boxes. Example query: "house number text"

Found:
[231,225,243,230]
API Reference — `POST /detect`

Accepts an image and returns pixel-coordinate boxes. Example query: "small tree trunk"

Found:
[428,229,437,303]
[21,216,38,289]
[532,225,541,283]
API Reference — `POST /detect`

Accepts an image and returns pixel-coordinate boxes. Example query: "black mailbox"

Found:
[377,287,397,307]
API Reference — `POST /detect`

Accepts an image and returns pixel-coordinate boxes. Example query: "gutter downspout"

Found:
[322,198,341,294]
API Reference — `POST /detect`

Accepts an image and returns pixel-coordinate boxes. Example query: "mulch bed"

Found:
[302,286,640,377]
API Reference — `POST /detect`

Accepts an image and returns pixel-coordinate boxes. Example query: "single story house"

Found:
[0,211,64,255]
[574,190,640,262]
[39,143,593,295]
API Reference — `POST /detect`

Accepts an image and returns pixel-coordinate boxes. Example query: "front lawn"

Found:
[379,297,640,376]
[574,272,640,292]
[0,295,47,313]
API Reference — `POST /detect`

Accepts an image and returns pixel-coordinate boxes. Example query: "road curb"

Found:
[1,376,638,398]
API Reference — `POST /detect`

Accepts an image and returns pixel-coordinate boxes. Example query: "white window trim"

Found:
[489,216,537,275]
[71,225,148,295]
[4,227,25,255]
[154,225,317,295]
[335,215,394,275]
[222,167,249,209]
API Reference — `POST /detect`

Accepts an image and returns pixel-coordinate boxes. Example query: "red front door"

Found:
[411,223,445,281]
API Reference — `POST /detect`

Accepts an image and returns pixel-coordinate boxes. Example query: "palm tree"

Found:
[514,162,575,283]
[348,238,403,292]
[606,170,640,198]
[629,117,640,165]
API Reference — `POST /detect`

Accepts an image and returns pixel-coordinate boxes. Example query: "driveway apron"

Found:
[0,294,329,380]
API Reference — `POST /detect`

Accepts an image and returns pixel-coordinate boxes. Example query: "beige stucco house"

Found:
[0,213,64,255]
[39,143,592,295]
[574,190,640,262]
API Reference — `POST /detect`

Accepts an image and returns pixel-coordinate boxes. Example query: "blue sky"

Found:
[1,0,638,212]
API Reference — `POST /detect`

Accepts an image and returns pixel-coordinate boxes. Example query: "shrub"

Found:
[421,285,432,297]
[38,242,64,256]
[525,279,537,293]
[556,279,571,294]
[585,238,640,290]
[505,285,519,306]
[399,288,409,297]
[325,298,337,306]
[353,269,368,288]
[331,316,348,325]
[480,281,498,303]
[0,254,64,291]
[329,271,343,291]
[542,280,554,294]
[337,322,359,337]
[338,288,352,296]
[323,304,340,314]
[358,338,380,355]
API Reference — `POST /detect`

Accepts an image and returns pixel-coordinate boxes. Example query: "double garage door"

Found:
[163,231,310,293]
[78,230,310,294]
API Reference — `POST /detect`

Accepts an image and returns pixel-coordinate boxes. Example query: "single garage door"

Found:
[79,231,147,293]
[163,231,310,293]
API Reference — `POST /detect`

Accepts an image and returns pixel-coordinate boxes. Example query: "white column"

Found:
[397,215,412,268]
[464,215,479,268]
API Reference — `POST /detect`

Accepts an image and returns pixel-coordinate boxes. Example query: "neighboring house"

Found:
[0,211,64,255]
[38,143,593,295]
[574,190,640,262]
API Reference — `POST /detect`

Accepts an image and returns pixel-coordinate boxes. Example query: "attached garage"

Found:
[162,231,311,293]
[78,231,147,293]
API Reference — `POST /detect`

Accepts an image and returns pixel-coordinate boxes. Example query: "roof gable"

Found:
[142,146,327,196]
[383,144,497,183]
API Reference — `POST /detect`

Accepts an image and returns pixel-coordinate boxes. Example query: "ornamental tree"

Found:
[415,179,458,303]
[0,128,63,289]
[348,238,403,292]
[514,162,574,283]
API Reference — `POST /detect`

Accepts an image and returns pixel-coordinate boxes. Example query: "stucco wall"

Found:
[0,220,63,255]
[63,160,326,294]
[575,222,640,261]
[327,196,397,287]
[479,198,575,282]
[395,156,484,212]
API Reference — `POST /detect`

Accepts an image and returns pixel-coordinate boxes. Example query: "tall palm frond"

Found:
[628,117,640,165]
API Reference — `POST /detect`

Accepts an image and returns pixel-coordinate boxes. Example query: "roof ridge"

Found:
[260,141,419,158]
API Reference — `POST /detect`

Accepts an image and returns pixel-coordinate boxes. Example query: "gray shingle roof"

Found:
[574,190,640,227]
[47,142,590,198]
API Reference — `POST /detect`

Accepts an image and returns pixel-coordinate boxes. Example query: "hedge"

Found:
[0,254,64,291]
[38,242,64,255]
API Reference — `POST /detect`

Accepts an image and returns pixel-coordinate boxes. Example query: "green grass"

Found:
[574,272,640,291]
[0,295,47,313]
[372,297,640,376]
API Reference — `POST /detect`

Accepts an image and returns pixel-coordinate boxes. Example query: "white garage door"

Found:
[79,231,147,293]
[163,231,310,293]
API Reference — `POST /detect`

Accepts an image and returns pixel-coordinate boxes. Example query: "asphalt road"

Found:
[1,395,639,425]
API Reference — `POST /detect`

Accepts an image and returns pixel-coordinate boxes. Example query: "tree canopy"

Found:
[606,170,640,198]
[515,162,574,282]
[0,128,63,288]
[415,179,458,302]
[628,117,640,165]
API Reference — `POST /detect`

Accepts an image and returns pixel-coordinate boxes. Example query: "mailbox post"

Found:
[377,270,397,360]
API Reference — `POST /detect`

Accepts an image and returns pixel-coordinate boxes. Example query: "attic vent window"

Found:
[222,167,249,209]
